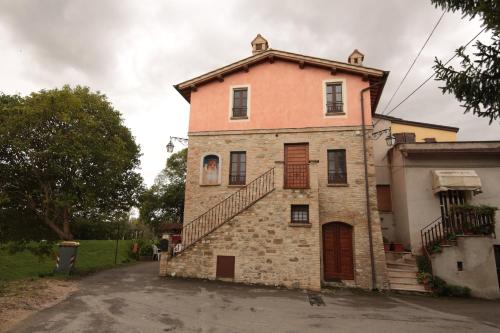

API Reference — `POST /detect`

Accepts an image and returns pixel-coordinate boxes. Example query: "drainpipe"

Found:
[360,81,385,290]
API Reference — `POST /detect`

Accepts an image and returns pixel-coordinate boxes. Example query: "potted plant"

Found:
[383,237,390,252]
[139,244,153,261]
[390,242,405,252]
[417,272,433,291]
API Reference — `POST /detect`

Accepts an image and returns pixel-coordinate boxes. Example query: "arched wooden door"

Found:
[323,222,354,281]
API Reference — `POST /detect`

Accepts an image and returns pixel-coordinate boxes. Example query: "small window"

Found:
[256,43,262,50]
[229,151,246,185]
[457,261,463,271]
[327,150,347,184]
[291,205,309,223]
[326,83,343,114]
[376,185,392,212]
[232,88,248,118]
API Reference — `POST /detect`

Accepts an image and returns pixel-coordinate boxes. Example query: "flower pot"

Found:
[393,243,404,252]
[383,243,390,252]
[139,256,152,261]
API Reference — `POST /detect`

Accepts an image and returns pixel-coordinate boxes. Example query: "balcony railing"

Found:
[328,172,347,184]
[232,107,247,118]
[284,164,309,189]
[421,208,496,257]
[326,101,344,114]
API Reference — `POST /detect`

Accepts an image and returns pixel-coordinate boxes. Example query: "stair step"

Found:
[390,283,429,293]
[387,260,416,267]
[387,263,418,271]
[388,277,419,285]
[387,270,418,278]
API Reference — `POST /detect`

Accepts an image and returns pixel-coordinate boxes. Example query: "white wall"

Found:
[432,236,500,299]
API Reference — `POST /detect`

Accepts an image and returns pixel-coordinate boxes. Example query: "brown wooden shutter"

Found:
[284,143,309,188]
[393,132,416,144]
[376,185,392,212]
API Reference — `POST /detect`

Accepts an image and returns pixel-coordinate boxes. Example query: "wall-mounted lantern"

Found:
[166,136,189,153]
[372,128,395,147]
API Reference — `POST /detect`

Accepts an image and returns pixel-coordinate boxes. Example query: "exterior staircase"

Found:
[386,252,429,293]
[176,167,275,255]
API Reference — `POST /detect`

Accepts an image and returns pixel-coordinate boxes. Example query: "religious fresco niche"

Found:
[201,154,221,185]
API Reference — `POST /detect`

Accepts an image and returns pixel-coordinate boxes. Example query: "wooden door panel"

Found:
[216,256,235,279]
[323,223,354,280]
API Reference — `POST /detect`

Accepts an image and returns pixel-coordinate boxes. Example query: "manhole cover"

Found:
[308,293,325,306]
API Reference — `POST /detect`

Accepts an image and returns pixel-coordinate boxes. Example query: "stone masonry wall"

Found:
[170,127,387,290]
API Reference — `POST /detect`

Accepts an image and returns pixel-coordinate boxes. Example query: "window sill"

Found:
[228,184,245,188]
[230,116,248,120]
[288,223,311,228]
[327,183,349,187]
[200,184,221,187]
[325,112,346,116]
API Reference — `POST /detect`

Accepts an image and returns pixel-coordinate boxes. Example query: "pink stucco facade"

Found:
[188,60,373,133]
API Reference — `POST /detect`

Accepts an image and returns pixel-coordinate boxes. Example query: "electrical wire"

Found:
[374,27,487,126]
[380,11,446,115]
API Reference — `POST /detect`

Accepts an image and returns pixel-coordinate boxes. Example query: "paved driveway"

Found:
[9,262,500,333]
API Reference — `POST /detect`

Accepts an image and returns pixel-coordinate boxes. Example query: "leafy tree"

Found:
[139,149,187,235]
[431,0,500,123]
[0,86,143,241]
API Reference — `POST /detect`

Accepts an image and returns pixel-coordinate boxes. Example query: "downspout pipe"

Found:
[360,81,385,290]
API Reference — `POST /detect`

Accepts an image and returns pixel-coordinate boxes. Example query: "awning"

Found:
[431,170,482,193]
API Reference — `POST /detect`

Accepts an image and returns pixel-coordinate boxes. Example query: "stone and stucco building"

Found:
[161,35,390,290]
[373,114,500,298]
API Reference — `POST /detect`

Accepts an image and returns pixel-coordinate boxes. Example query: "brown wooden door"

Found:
[284,143,309,188]
[216,255,235,279]
[323,222,354,280]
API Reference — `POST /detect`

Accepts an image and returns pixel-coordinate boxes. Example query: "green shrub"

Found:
[431,276,471,297]
[139,244,153,256]
[417,272,433,285]
[416,255,432,273]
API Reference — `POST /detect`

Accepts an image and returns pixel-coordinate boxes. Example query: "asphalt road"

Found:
[8,262,500,333]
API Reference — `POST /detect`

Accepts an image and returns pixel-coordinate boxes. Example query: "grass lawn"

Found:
[0,240,137,281]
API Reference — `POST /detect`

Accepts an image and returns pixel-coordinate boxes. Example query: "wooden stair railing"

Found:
[177,167,275,254]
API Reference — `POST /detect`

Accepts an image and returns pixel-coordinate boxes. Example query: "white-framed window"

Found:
[229,85,251,120]
[323,79,347,117]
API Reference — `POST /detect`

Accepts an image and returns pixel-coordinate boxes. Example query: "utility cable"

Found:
[380,11,446,115]
[374,27,487,126]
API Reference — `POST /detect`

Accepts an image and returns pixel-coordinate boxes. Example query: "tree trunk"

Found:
[42,210,74,241]
[62,208,74,240]
[43,216,69,240]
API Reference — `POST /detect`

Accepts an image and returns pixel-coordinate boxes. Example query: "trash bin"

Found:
[55,241,80,274]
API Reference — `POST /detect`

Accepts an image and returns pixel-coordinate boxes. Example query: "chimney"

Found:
[251,34,269,55]
[348,49,364,66]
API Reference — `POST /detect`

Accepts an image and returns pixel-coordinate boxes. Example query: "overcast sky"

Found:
[0,0,498,186]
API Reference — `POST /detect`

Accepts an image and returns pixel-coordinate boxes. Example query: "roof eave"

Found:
[174,49,387,104]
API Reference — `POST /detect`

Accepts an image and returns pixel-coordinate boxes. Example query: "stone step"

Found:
[390,283,429,293]
[388,277,419,285]
[387,270,418,278]
[387,262,418,271]
[386,260,416,266]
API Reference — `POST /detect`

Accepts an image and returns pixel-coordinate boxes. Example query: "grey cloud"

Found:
[0,0,133,77]
[0,0,498,185]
